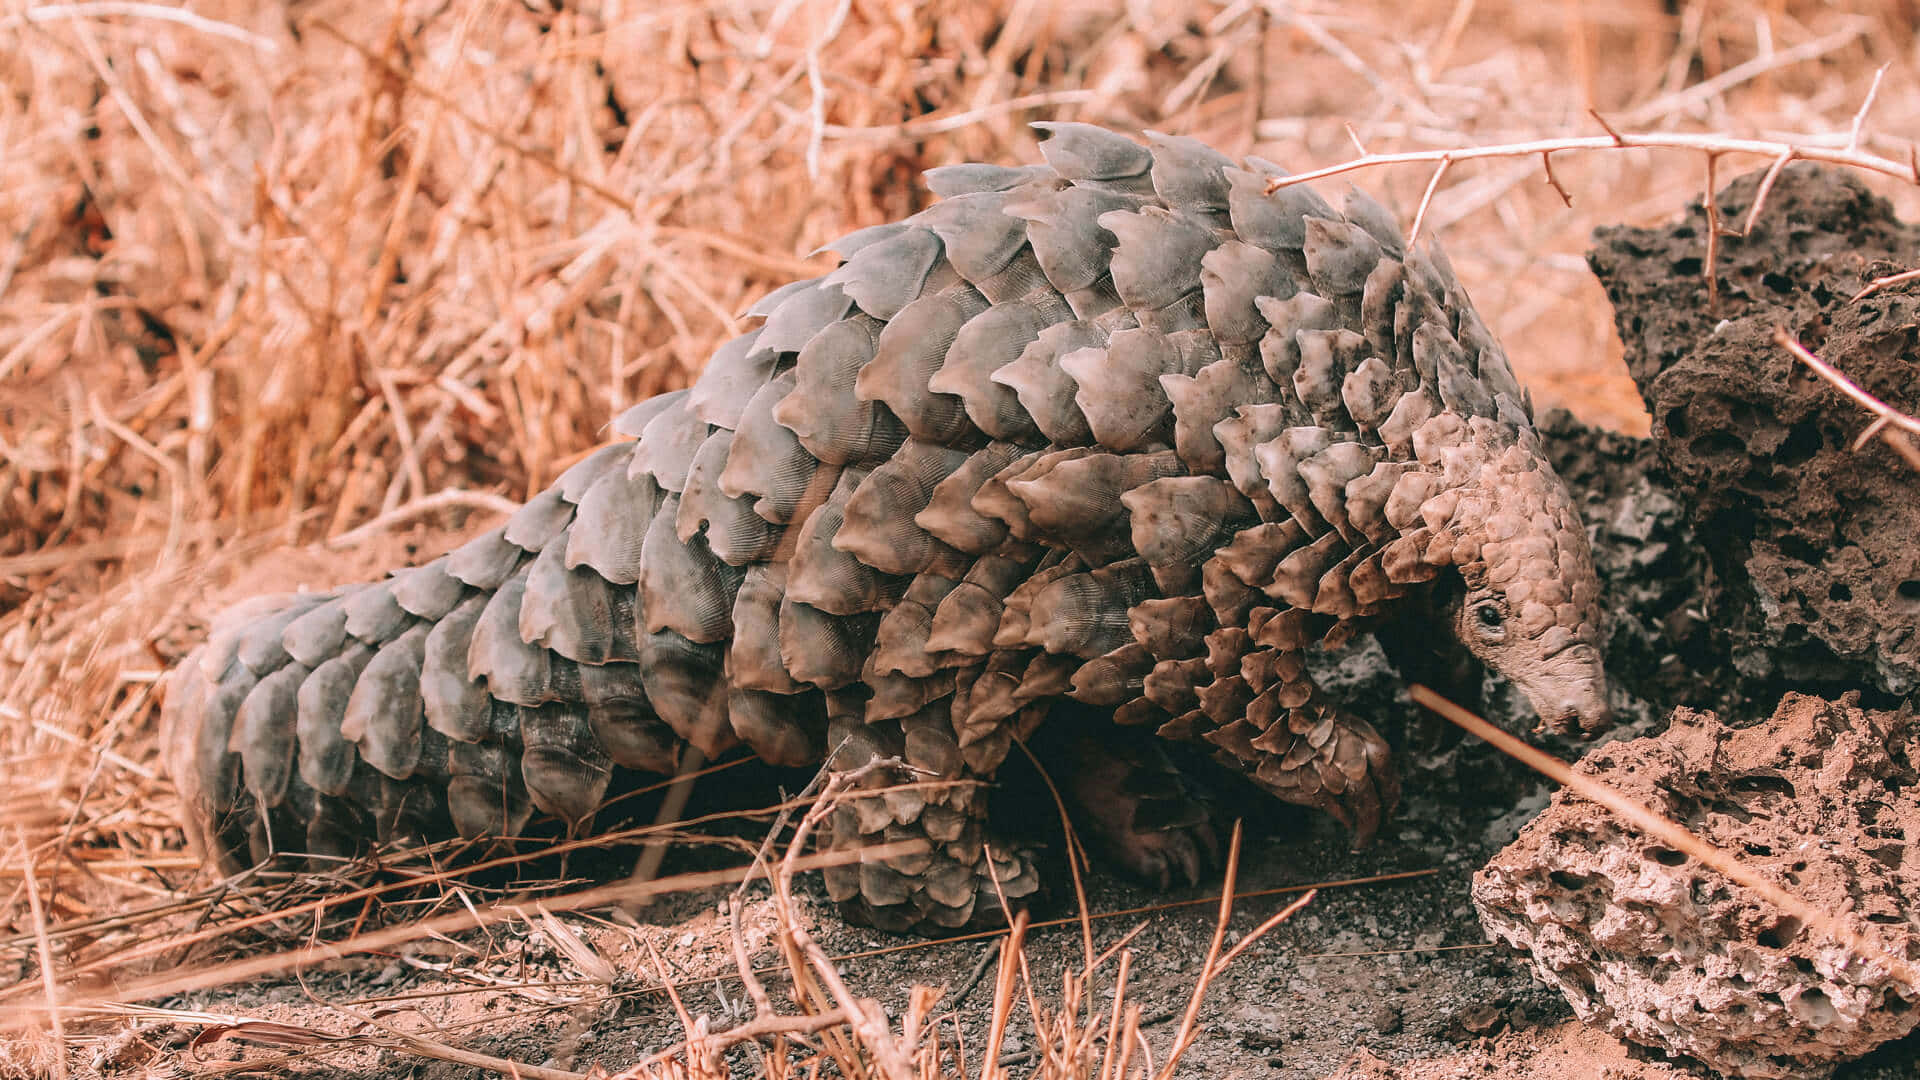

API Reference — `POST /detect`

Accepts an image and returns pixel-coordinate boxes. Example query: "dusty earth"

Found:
[100,166,1920,1080]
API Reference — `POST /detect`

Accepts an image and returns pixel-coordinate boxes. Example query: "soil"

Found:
[89,167,1920,1080]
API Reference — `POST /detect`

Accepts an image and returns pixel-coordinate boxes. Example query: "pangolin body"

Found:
[165,124,1613,933]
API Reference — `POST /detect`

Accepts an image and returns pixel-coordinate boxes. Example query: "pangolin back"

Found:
[165,123,1609,932]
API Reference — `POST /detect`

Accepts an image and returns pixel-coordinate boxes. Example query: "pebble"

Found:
[1458,1003,1505,1037]
[1370,1004,1403,1035]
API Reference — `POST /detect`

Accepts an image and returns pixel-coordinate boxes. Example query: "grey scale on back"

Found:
[165,124,1612,934]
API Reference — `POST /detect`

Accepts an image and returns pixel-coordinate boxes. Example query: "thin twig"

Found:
[1738,150,1797,237]
[1539,150,1571,207]
[621,745,709,913]
[1773,329,1920,470]
[1212,888,1316,972]
[202,1003,592,1080]
[630,1008,852,1075]
[1343,121,1368,157]
[1266,111,1920,309]
[1012,735,1095,973]
[726,896,776,1022]
[1155,822,1243,1079]
[800,0,852,177]
[2,2,279,48]
[1703,153,1722,313]
[939,939,1004,1015]
[1407,156,1453,250]
[770,774,917,1078]
[819,90,1099,140]
[1851,266,1920,303]
[322,489,519,549]
[307,19,637,213]
[1847,63,1891,154]
[1622,22,1871,128]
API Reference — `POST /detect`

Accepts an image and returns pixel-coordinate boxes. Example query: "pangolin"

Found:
[164,123,1614,933]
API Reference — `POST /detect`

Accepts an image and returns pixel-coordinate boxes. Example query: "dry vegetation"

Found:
[4,1,1920,1077]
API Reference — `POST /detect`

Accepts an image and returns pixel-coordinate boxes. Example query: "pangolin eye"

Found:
[1474,604,1507,640]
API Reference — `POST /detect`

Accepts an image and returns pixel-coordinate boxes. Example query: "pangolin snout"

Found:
[1518,655,1614,736]
[1499,637,1615,736]
[1533,689,1613,735]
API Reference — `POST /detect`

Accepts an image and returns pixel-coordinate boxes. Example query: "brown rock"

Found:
[1590,165,1920,699]
[1474,693,1920,1079]
[1454,1003,1505,1038]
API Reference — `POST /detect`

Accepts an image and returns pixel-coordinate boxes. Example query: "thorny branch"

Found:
[1264,122,1920,194]
[1268,107,1920,313]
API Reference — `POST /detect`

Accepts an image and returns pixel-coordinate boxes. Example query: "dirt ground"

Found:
[6,3,1920,1079]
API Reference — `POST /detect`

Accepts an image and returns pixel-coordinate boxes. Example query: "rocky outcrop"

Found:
[1590,165,1920,701]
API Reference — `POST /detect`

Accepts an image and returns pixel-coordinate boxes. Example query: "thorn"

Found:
[1342,121,1368,157]
[1407,155,1453,251]
[1739,150,1796,238]
[1540,150,1572,208]
[1851,266,1920,303]
[1588,108,1625,145]
[1846,63,1891,155]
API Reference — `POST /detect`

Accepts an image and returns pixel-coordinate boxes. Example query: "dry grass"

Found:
[4,0,1920,1076]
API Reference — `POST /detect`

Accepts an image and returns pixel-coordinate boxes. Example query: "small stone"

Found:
[1370,1004,1402,1035]
[1457,1003,1504,1037]
[1239,1027,1285,1051]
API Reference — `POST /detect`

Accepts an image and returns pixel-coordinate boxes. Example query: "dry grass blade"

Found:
[1012,736,1095,973]
[7,839,927,1020]
[14,830,68,1080]
[321,489,519,549]
[189,1008,592,1080]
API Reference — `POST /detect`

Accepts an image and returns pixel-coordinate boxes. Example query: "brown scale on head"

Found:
[1433,439,1612,735]
[164,122,1617,934]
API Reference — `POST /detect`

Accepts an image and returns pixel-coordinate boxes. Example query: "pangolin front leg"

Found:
[1045,717,1221,891]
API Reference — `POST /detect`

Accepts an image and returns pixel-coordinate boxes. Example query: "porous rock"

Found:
[1474,693,1920,1079]
[1590,165,1920,699]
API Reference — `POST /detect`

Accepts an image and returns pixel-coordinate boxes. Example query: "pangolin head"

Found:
[1416,415,1613,735]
